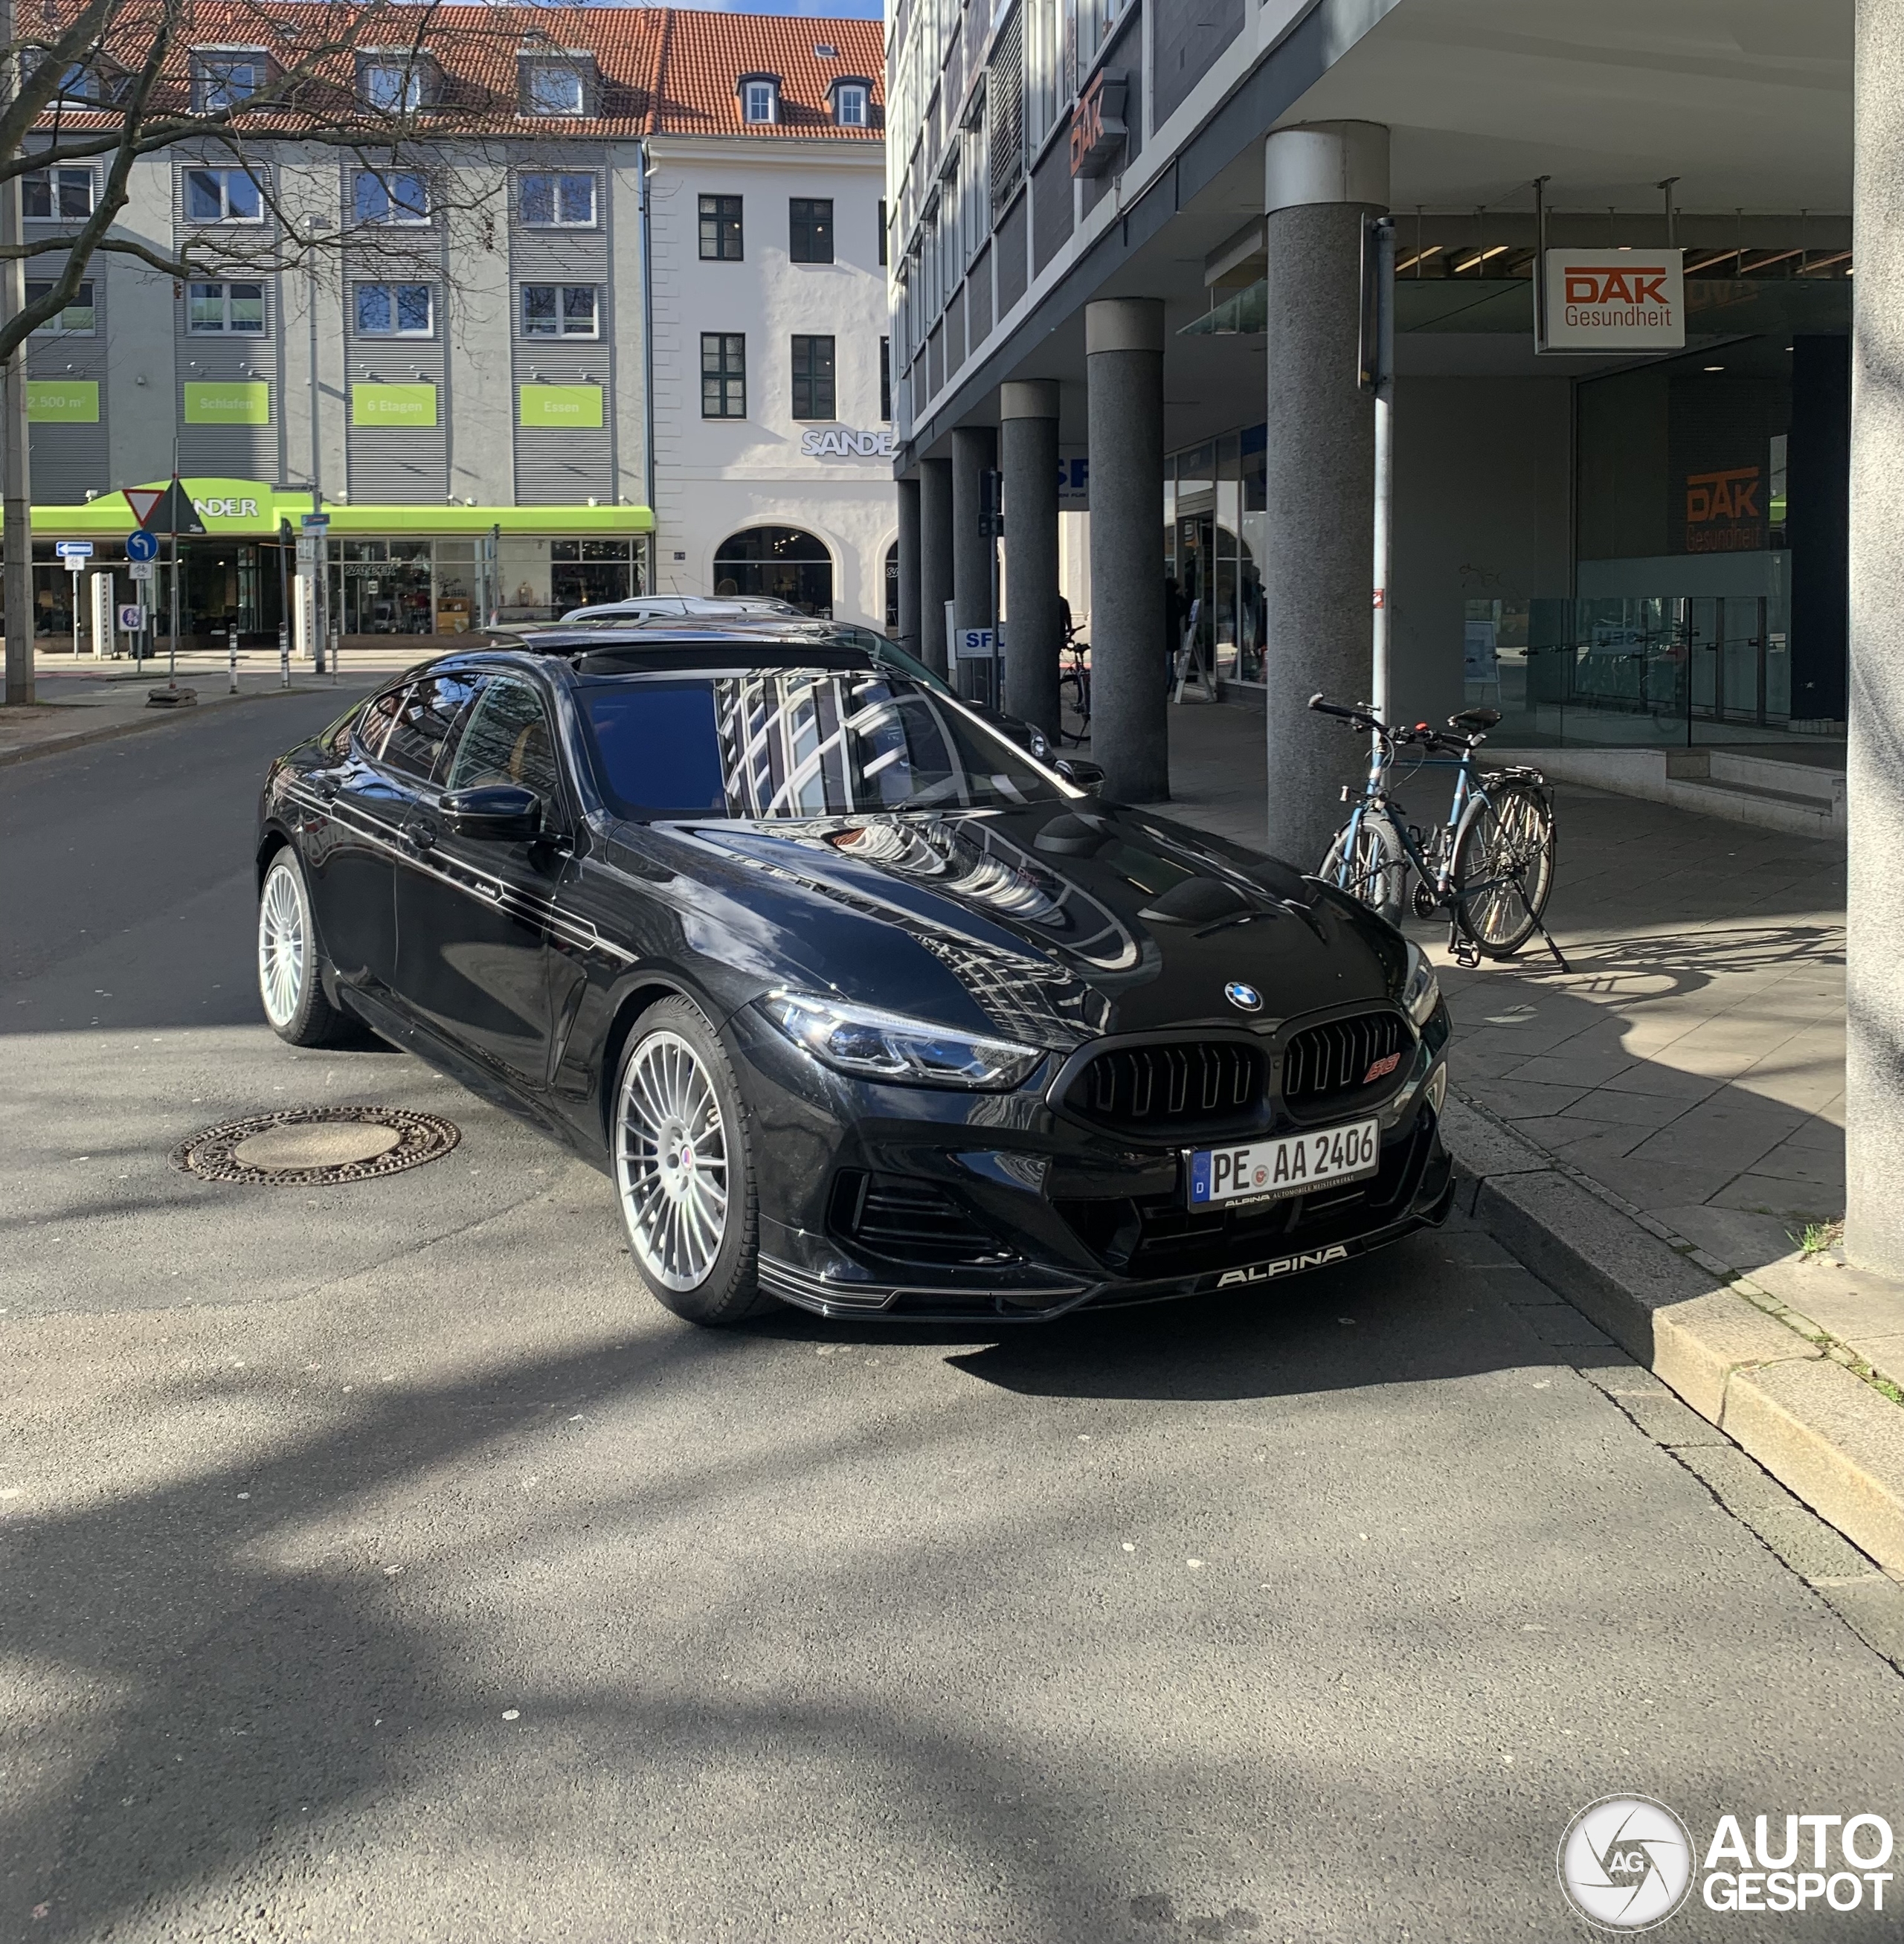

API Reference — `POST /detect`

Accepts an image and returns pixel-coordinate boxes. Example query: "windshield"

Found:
[580,671,1067,822]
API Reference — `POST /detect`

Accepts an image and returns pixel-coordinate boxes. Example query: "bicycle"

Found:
[1058,622,1092,745]
[1310,693,1569,971]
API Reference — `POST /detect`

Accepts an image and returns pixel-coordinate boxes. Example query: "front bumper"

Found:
[730,1002,1456,1324]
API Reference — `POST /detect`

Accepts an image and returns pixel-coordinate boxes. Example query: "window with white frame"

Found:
[193,49,266,112]
[521,284,596,337]
[522,62,585,116]
[359,60,425,112]
[49,62,97,103]
[22,168,94,219]
[355,170,428,224]
[355,283,434,335]
[188,281,265,333]
[184,167,263,222]
[25,279,94,335]
[739,75,779,124]
[833,82,868,127]
[519,172,595,226]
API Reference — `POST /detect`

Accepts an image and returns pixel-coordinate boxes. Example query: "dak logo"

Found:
[1563,265,1672,309]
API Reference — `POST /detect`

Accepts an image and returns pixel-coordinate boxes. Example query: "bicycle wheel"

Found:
[1450,780,1556,957]
[1319,810,1406,927]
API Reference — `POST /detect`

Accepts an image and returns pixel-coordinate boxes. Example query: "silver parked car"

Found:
[557,594,802,625]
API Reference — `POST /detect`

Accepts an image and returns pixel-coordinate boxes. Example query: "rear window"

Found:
[579,671,1064,822]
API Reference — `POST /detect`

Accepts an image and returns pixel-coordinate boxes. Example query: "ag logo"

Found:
[1557,1795,1695,1931]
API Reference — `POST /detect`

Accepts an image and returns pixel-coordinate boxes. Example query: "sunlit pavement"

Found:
[4,695,1903,1944]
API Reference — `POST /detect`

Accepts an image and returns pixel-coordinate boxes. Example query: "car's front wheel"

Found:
[611,996,771,1325]
[257,847,358,1047]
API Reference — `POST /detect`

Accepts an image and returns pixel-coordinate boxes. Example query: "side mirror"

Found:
[1055,758,1105,794]
[442,784,542,842]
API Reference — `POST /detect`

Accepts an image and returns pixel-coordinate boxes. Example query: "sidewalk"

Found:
[0,646,419,765]
[1157,699,1904,1571]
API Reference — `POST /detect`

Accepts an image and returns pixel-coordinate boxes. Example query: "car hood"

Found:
[649,800,1406,1050]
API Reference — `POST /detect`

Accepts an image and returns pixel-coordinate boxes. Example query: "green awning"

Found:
[9,477,653,538]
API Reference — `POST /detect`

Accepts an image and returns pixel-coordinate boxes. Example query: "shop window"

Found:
[521,284,597,337]
[22,168,93,219]
[184,167,263,222]
[713,525,833,617]
[700,194,743,260]
[702,333,746,418]
[355,283,434,335]
[791,334,834,420]
[790,197,834,263]
[521,172,595,226]
[551,538,634,614]
[25,279,94,335]
[188,280,265,333]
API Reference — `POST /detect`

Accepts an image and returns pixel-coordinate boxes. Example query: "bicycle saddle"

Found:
[1450,707,1501,730]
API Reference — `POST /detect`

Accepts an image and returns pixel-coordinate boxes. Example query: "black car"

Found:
[254,630,1454,1325]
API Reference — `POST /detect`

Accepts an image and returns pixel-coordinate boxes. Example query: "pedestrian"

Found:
[1163,575,1185,692]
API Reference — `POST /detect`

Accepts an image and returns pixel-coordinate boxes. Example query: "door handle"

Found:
[401,817,437,852]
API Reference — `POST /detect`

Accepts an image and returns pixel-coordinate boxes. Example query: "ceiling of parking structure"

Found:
[1283,0,1852,216]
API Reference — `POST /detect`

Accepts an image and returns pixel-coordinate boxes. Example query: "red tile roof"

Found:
[33,3,881,141]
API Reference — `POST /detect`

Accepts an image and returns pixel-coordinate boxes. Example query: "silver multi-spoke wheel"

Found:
[258,857,307,1029]
[615,1029,730,1292]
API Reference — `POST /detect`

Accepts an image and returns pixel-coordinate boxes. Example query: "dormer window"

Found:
[521,58,586,117]
[738,74,779,125]
[830,77,872,127]
[193,48,266,113]
[359,57,431,114]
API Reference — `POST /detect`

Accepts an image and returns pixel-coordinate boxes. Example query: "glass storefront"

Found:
[1162,426,1266,686]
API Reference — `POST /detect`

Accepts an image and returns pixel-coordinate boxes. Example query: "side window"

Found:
[444,677,563,805]
[378,672,480,782]
[355,681,411,758]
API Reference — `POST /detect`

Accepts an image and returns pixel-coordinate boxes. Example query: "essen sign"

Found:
[1537,248,1685,353]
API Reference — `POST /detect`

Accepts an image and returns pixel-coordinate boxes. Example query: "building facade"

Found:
[18,5,888,647]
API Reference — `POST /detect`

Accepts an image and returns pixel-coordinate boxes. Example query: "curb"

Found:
[0,681,356,770]
[1443,1091,1904,1574]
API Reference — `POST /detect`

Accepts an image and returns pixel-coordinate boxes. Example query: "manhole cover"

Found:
[173,1106,460,1185]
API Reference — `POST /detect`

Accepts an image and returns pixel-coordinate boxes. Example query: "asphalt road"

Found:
[4,698,1903,1943]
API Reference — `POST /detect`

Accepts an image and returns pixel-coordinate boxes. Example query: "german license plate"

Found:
[1188,1119,1381,1208]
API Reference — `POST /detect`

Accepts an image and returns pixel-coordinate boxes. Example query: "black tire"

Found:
[257,846,363,1048]
[1319,811,1406,927]
[1451,780,1556,957]
[610,995,773,1327]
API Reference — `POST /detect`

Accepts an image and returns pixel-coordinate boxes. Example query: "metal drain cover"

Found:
[173,1105,460,1185]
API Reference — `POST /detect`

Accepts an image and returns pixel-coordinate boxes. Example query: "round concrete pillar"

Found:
[1000,380,1062,738]
[919,456,953,677]
[1260,120,1389,866]
[1085,299,1168,802]
[1849,8,1903,1273]
[895,475,922,656]
[951,425,997,700]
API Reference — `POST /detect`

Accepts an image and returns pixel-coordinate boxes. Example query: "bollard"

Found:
[278,622,290,689]
[329,628,341,686]
[228,625,239,695]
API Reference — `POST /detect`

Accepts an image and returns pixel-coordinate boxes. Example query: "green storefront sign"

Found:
[352,382,438,428]
[184,380,269,425]
[519,384,604,429]
[28,381,98,423]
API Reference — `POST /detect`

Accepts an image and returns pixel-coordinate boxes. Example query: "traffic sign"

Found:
[956,628,998,660]
[125,529,158,562]
[300,512,329,533]
[54,540,93,560]
[118,604,144,632]
[123,487,165,527]
[128,559,155,582]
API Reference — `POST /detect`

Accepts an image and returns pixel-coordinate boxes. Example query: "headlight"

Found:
[758,991,1046,1090]
[1401,941,1441,1029]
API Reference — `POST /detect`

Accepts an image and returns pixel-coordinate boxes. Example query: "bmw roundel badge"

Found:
[1224,981,1262,1013]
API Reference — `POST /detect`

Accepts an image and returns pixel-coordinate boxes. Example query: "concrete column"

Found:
[895,475,922,656]
[1000,380,1062,737]
[918,456,953,677]
[951,425,997,701]
[1085,299,1167,801]
[1260,120,1389,866]
[1848,4,1902,1273]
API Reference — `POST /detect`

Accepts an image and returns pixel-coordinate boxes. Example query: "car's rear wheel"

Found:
[611,996,771,1325]
[257,847,358,1047]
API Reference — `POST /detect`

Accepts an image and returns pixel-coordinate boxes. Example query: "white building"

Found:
[643,14,895,628]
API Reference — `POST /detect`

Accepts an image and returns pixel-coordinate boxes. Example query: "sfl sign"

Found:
[1537,247,1685,353]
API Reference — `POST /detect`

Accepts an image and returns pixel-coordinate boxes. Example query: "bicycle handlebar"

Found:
[1307,692,1482,755]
